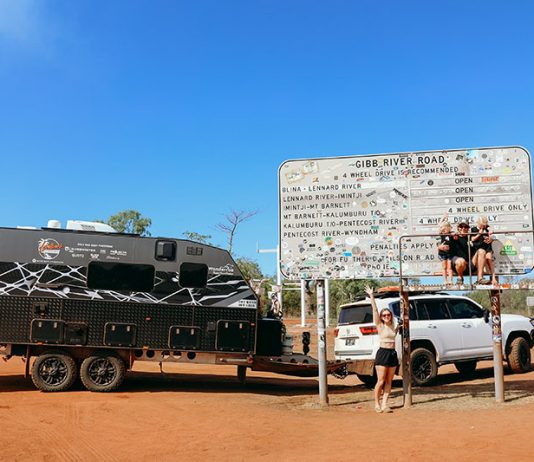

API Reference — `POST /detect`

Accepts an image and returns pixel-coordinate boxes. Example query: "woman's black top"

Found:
[471,226,493,252]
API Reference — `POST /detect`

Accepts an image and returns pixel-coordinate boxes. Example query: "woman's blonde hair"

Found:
[438,221,451,233]
[476,215,488,226]
[379,308,396,327]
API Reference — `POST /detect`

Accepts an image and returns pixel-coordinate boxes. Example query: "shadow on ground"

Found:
[1,361,533,408]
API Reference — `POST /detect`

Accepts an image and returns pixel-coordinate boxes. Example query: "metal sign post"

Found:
[300,280,306,326]
[490,289,505,403]
[400,282,412,407]
[316,280,329,406]
[325,279,331,327]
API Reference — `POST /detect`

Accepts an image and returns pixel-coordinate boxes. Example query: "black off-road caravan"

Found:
[0,222,338,392]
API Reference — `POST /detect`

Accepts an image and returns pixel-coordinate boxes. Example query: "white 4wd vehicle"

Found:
[334,291,534,386]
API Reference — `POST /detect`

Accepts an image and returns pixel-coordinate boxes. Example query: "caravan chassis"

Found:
[0,292,260,392]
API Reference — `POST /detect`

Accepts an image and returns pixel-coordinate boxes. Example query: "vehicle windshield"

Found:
[338,304,374,325]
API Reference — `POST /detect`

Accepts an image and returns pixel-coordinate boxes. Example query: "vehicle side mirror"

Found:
[483,309,490,324]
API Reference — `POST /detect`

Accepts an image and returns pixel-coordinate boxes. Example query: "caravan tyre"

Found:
[80,354,126,392]
[31,351,78,392]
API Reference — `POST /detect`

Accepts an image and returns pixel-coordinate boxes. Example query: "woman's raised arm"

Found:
[365,285,380,325]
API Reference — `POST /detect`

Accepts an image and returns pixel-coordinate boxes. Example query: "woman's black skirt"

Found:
[375,347,399,367]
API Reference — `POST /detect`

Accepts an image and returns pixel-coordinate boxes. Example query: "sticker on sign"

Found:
[278,146,534,280]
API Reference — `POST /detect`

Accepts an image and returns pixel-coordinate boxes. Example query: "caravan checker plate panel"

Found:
[279,147,534,280]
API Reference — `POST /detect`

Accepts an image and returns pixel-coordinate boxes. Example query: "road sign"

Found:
[279,146,533,280]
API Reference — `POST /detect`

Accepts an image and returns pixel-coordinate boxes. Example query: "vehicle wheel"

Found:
[508,337,531,373]
[80,354,126,392]
[410,348,438,386]
[454,360,477,376]
[237,365,247,385]
[31,351,78,392]
[356,371,377,388]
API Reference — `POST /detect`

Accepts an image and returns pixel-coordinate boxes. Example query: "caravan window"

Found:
[87,262,155,292]
[179,262,208,288]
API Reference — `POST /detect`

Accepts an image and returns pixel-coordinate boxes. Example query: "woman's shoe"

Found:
[375,404,382,413]
[382,406,393,413]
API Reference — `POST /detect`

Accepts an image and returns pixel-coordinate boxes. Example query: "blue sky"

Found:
[1,0,533,276]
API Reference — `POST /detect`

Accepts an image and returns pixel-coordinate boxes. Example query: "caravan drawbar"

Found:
[0,224,338,392]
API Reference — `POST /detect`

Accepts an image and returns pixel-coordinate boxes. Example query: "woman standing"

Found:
[365,285,399,413]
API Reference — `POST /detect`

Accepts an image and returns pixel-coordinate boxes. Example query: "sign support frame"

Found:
[399,279,413,408]
[490,289,505,403]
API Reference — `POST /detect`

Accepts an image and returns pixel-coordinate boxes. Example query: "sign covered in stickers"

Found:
[278,146,534,280]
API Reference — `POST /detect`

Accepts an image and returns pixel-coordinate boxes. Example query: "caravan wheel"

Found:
[31,351,78,392]
[80,354,126,392]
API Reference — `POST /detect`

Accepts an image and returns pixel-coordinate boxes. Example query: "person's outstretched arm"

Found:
[365,285,380,325]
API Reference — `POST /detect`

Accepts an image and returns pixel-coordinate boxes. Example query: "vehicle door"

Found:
[414,298,464,360]
[447,298,492,357]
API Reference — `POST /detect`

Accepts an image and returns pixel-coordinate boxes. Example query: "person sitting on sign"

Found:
[437,219,453,286]
[471,215,497,285]
[365,285,399,413]
[450,220,472,285]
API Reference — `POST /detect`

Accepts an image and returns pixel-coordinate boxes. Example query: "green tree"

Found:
[466,277,534,316]
[329,279,384,322]
[280,279,386,322]
[106,210,152,236]
[235,257,273,314]
[235,257,263,281]
[281,286,302,318]
[182,231,212,244]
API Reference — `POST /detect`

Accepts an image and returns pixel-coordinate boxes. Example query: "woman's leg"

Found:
[485,252,497,283]
[446,259,453,283]
[472,249,486,281]
[381,366,396,411]
[441,260,447,283]
[374,365,387,411]
[454,257,467,281]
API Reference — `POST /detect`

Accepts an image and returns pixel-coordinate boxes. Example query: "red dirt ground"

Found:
[1,322,533,461]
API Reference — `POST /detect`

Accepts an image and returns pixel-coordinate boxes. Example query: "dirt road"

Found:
[1,324,533,461]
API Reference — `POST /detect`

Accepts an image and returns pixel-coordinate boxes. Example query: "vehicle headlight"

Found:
[530,319,534,328]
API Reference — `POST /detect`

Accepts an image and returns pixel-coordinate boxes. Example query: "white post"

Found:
[300,280,306,326]
[316,280,328,406]
[276,245,283,315]
[325,278,331,327]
